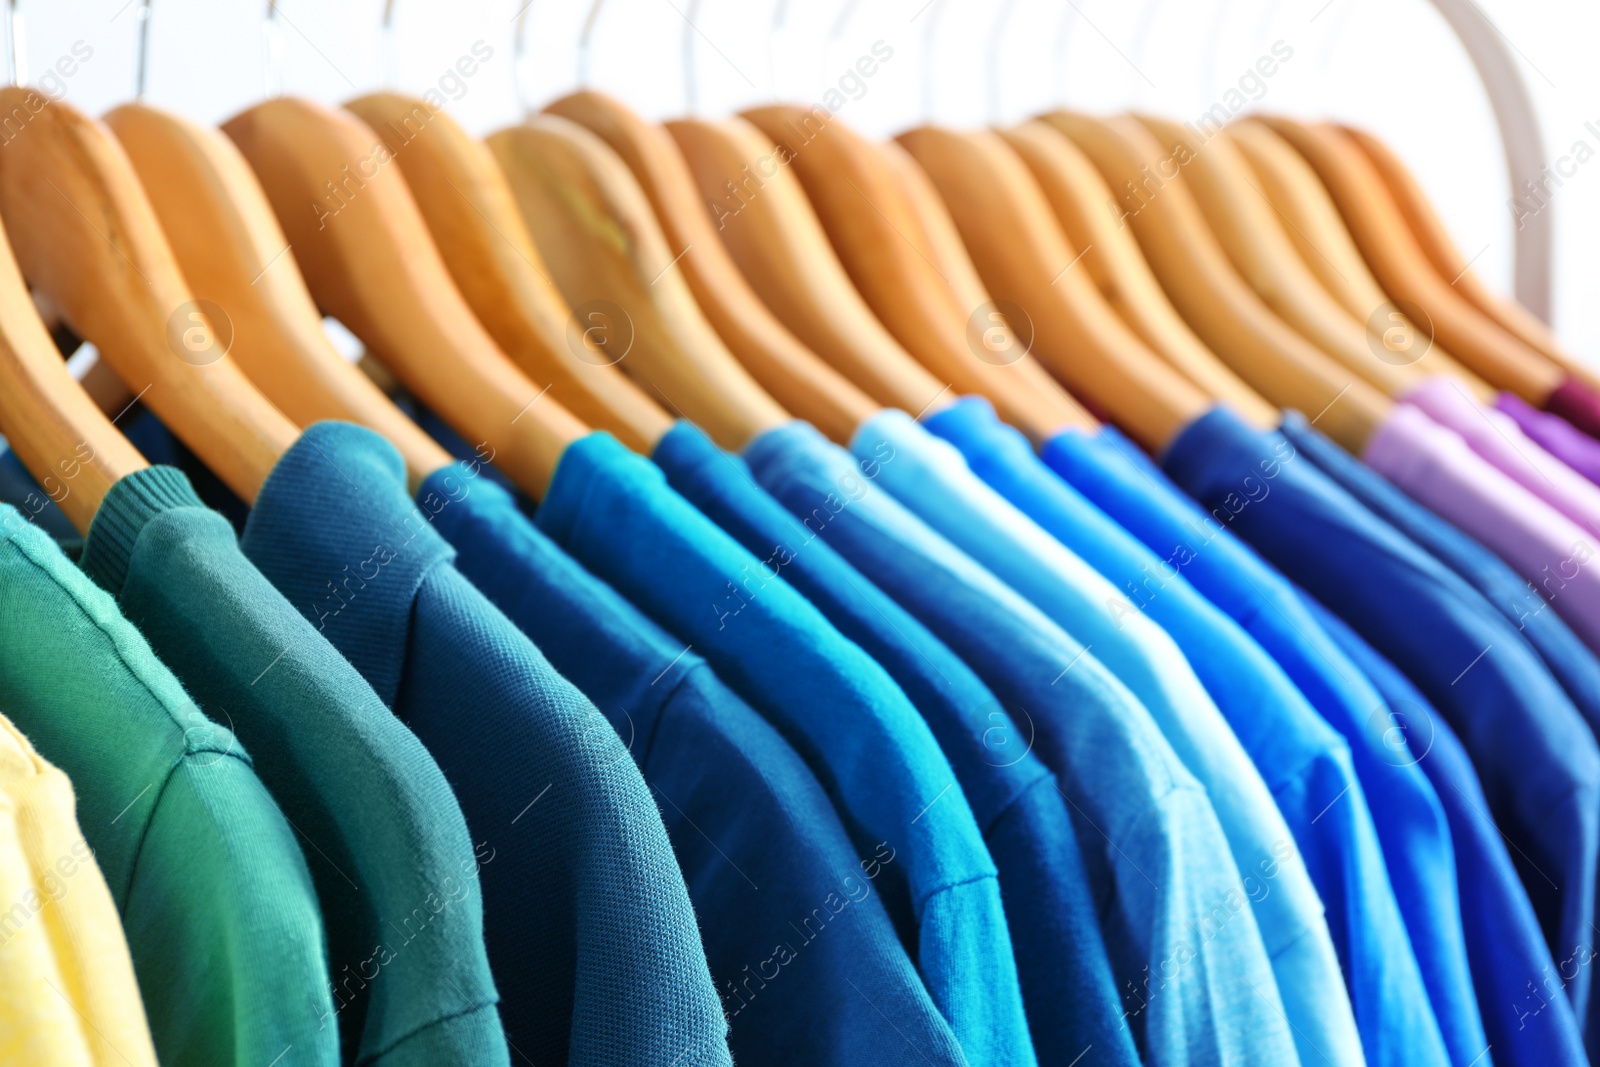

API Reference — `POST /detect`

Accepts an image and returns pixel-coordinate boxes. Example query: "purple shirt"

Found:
[1495,392,1600,487]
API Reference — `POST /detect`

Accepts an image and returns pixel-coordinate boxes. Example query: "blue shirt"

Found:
[238,423,732,1067]
[424,466,968,1066]
[1281,410,1600,750]
[1160,406,1600,1032]
[745,419,1302,1067]
[1043,423,1486,1065]
[928,397,1452,1067]
[533,431,1034,1067]
[1302,592,1586,1067]
[652,420,1138,1067]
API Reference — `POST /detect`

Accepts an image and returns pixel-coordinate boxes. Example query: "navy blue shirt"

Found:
[1162,406,1600,1030]
[239,423,732,1067]
[424,465,968,1065]
[651,420,1138,1067]
[1305,596,1587,1067]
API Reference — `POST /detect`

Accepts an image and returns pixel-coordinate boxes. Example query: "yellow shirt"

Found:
[0,713,157,1067]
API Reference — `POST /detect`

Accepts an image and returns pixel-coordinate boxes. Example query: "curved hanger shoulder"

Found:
[544,90,873,444]
[874,140,991,315]
[0,87,296,503]
[739,105,1088,441]
[222,97,585,500]
[1135,113,1418,398]
[1227,120,1493,399]
[666,115,949,418]
[0,216,143,533]
[999,120,1275,427]
[344,92,672,454]
[1343,124,1596,389]
[1043,110,1389,451]
[1259,116,1561,404]
[896,124,1209,451]
[487,113,787,451]
[104,102,453,488]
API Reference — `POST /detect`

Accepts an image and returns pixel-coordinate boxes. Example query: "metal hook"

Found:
[1127,0,1165,107]
[263,0,284,99]
[133,0,151,100]
[1054,0,1079,101]
[683,0,700,115]
[826,0,862,70]
[985,0,1019,122]
[921,0,950,121]
[4,0,22,88]
[577,0,604,89]
[768,0,787,100]
[380,0,396,91]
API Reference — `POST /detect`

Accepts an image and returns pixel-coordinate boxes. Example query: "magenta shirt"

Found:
[1495,392,1600,486]
[1363,401,1600,653]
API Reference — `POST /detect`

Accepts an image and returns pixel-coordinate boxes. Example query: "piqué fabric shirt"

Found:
[0,503,338,1067]
[424,464,970,1067]
[1041,420,1487,1067]
[534,430,1035,1067]
[237,423,731,1067]
[1161,405,1600,1033]
[1302,593,1585,1067]
[77,465,508,1067]
[745,420,1305,1067]
[651,420,1139,1067]
[927,397,1463,1067]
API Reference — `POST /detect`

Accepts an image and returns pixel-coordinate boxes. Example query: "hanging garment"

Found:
[1545,377,1600,442]
[76,467,508,1067]
[744,420,1307,1067]
[652,420,1139,1067]
[423,464,971,1067]
[1162,405,1600,1033]
[1495,392,1600,487]
[0,502,337,1067]
[927,396,1475,1067]
[236,423,732,1067]
[532,430,1036,1067]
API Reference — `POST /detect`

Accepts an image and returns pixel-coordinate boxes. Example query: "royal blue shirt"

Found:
[1160,406,1600,1032]
[1043,423,1486,1065]
[1281,410,1600,748]
[745,420,1303,1067]
[651,420,1138,1067]
[929,397,1452,1067]
[238,423,732,1067]
[534,431,1034,1067]
[424,466,967,1066]
[1301,593,1585,1067]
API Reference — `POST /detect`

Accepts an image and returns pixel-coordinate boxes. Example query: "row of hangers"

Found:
[0,0,1586,537]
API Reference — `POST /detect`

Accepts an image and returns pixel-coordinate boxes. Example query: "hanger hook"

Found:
[682,0,700,115]
[921,0,950,121]
[133,0,151,100]
[768,0,787,100]
[263,0,284,99]
[985,0,1019,123]
[1054,0,1079,102]
[1127,0,1164,108]
[3,0,22,88]
[825,0,861,72]
[577,0,604,89]
[381,0,396,91]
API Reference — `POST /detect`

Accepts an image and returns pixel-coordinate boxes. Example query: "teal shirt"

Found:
[77,469,509,1066]
[0,505,337,1067]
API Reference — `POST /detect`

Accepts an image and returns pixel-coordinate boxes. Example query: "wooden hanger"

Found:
[0,212,145,533]
[1343,124,1600,392]
[895,124,1210,451]
[486,114,788,451]
[103,103,454,491]
[1258,116,1563,404]
[1042,110,1389,451]
[222,97,586,500]
[544,90,875,444]
[0,88,297,503]
[998,120,1276,427]
[342,92,672,454]
[737,105,1089,441]
[1133,114,1419,398]
[665,116,951,418]
[1226,120,1493,399]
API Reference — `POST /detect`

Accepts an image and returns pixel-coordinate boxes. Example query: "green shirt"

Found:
[0,503,336,1067]
[77,467,509,1067]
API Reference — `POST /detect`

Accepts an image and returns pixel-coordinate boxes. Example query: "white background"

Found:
[17,0,1600,366]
